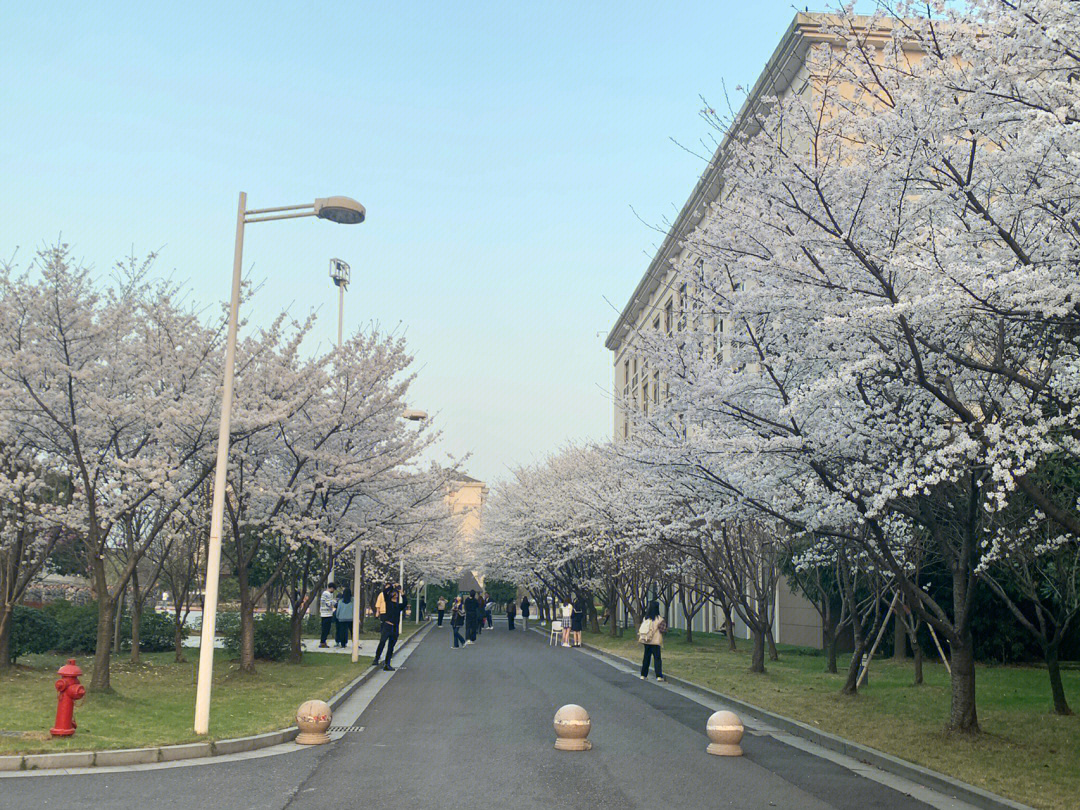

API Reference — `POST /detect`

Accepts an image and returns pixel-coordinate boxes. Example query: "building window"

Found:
[652,371,660,405]
[653,316,660,332]
[664,300,673,335]
[642,379,648,416]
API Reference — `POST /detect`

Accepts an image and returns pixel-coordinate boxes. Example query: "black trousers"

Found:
[465,617,477,641]
[452,623,465,647]
[374,621,399,664]
[437,610,445,626]
[507,615,516,631]
[320,616,333,644]
[641,644,663,679]
[335,618,351,646]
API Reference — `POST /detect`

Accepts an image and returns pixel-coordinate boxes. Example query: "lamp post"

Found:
[194,193,365,736]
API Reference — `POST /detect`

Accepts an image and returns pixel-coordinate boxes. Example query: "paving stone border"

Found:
[577,638,1035,810]
[0,620,431,773]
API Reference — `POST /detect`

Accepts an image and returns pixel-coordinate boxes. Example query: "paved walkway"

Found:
[0,619,978,809]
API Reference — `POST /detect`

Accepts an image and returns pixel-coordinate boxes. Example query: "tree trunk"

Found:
[588,600,600,634]
[0,603,13,669]
[684,621,693,644]
[912,639,923,685]
[766,627,778,661]
[841,643,863,694]
[237,565,256,674]
[893,614,906,661]
[289,611,305,664]
[724,610,736,651]
[946,633,979,732]
[87,552,116,692]
[750,629,766,673]
[129,569,142,664]
[91,596,116,692]
[608,587,619,638]
[1044,642,1072,716]
[173,617,186,663]
[823,619,838,674]
[130,598,142,664]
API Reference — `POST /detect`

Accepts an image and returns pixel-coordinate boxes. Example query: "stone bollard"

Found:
[553,704,593,751]
[295,699,332,745]
[706,710,744,756]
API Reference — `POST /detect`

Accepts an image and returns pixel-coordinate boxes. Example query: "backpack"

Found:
[637,619,652,645]
[657,618,668,635]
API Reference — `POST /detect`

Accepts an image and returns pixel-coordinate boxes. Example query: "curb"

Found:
[0,620,431,774]
[576,638,1034,810]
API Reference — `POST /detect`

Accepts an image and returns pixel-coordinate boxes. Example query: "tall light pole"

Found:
[194,193,365,736]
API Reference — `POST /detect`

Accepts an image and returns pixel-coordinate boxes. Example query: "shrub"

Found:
[10,605,61,661]
[44,600,100,653]
[121,609,181,652]
[224,612,292,661]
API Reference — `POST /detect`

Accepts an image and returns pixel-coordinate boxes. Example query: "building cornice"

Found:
[605,12,894,352]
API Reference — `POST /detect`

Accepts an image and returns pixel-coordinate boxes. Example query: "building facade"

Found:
[602,13,886,649]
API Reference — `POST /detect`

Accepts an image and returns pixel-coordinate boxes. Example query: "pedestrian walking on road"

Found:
[437,596,447,626]
[419,597,426,621]
[373,584,404,670]
[638,600,666,681]
[520,597,530,631]
[571,596,585,647]
[464,590,480,644]
[485,595,495,630]
[506,599,517,631]
[334,586,354,647]
[450,596,466,648]
[561,600,573,647]
[318,583,337,647]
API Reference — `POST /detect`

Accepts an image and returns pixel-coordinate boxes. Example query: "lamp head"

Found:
[314,196,365,224]
[402,409,428,422]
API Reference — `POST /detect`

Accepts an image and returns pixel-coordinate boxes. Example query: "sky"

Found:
[2,1,819,485]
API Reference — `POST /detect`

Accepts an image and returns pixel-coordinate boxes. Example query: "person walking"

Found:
[419,596,426,622]
[560,599,573,647]
[484,595,495,631]
[334,586,354,648]
[520,596,530,631]
[436,596,447,627]
[318,582,337,648]
[463,589,480,644]
[571,596,586,647]
[450,596,466,648]
[637,600,666,681]
[506,599,517,631]
[373,584,404,670]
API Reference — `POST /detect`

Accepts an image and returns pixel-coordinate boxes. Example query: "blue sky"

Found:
[2,1,816,484]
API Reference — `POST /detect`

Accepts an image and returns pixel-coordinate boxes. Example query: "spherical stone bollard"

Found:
[706,710,744,756]
[553,704,593,751]
[295,699,332,745]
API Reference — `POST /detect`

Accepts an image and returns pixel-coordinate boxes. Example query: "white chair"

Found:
[548,620,563,646]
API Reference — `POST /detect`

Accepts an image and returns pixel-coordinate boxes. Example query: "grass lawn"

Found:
[571,626,1079,810]
[0,649,370,755]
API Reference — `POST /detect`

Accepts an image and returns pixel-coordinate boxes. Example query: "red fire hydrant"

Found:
[50,659,86,737]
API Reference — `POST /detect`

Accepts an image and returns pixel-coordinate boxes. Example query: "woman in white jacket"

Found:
[638,600,665,681]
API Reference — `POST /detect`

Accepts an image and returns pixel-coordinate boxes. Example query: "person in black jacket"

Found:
[372,584,404,670]
[450,596,466,648]
[520,596,531,631]
[506,599,517,631]
[463,590,480,644]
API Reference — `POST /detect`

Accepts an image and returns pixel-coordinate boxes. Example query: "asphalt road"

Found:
[0,622,943,810]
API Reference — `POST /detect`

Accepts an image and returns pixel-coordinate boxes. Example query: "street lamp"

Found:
[194,193,365,736]
[351,406,428,662]
[330,259,350,347]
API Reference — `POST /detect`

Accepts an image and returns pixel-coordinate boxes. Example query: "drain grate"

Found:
[327,725,364,733]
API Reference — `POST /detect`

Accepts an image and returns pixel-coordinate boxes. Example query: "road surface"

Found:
[0,621,969,809]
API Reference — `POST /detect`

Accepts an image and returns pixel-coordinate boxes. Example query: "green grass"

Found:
[574,627,1079,810]
[0,650,369,755]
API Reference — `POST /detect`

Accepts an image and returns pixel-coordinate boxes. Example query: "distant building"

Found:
[447,472,488,593]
